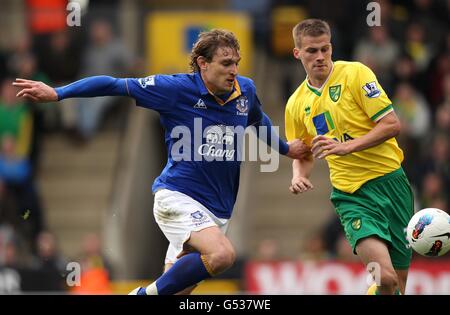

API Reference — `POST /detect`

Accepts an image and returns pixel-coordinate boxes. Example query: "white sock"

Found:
[145,282,158,295]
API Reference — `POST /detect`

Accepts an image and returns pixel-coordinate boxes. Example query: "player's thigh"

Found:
[154,189,218,254]
[355,236,396,273]
[384,173,414,270]
[187,225,234,256]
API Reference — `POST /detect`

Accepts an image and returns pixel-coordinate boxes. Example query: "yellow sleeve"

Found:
[351,63,394,122]
[285,104,312,146]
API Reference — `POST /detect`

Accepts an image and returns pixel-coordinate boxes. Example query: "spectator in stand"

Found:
[301,232,327,261]
[429,197,449,215]
[71,233,113,294]
[0,77,33,159]
[12,53,50,171]
[39,30,80,86]
[353,26,400,92]
[394,82,431,140]
[0,224,24,269]
[415,133,450,204]
[0,78,44,246]
[0,134,44,248]
[425,45,450,110]
[410,0,448,47]
[435,102,450,135]
[39,30,81,133]
[75,19,134,141]
[0,171,18,225]
[392,54,424,93]
[420,172,446,209]
[31,231,68,291]
[392,82,431,177]
[6,35,33,78]
[256,238,280,261]
[404,22,434,73]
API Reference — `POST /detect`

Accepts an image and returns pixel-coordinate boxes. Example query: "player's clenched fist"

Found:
[286,139,311,160]
[13,78,58,103]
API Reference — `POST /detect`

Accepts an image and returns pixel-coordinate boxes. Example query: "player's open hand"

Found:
[289,176,314,194]
[286,139,311,160]
[13,78,58,103]
[311,135,351,159]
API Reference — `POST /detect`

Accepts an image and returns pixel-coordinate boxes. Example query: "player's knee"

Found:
[208,245,236,275]
[380,269,399,293]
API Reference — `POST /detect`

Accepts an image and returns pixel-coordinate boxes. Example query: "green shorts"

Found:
[330,168,414,270]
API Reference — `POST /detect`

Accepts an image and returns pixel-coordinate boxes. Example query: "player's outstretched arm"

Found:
[13,78,58,103]
[13,76,129,103]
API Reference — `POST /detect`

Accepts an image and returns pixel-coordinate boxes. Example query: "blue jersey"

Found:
[56,73,288,219]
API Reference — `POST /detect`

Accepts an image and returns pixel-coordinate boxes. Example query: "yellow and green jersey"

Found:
[285,61,403,193]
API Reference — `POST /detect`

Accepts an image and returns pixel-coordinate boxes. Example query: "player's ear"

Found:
[293,47,301,60]
[197,56,208,71]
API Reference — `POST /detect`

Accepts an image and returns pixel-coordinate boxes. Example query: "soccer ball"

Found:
[406,208,450,257]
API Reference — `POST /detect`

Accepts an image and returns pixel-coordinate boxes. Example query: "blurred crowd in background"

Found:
[0,0,448,292]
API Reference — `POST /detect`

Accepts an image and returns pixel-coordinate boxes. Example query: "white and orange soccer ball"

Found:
[406,208,450,257]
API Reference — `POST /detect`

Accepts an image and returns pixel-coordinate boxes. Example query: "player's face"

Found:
[199,46,241,95]
[294,34,332,84]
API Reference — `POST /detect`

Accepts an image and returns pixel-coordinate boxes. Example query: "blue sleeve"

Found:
[55,76,128,100]
[256,113,289,155]
[125,75,177,113]
[248,92,289,155]
[55,75,176,114]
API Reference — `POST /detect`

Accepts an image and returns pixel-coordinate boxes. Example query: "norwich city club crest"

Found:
[351,218,362,230]
[329,85,341,102]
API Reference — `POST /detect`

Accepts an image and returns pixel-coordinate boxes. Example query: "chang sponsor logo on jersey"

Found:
[170,118,281,171]
[198,125,236,161]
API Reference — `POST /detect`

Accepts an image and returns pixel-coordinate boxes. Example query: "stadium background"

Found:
[0,0,448,294]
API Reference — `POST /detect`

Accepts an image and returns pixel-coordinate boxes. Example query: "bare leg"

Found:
[356,237,399,295]
[395,269,409,295]
[185,226,236,276]
[129,226,235,295]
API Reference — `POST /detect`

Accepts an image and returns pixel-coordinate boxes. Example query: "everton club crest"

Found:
[236,96,249,116]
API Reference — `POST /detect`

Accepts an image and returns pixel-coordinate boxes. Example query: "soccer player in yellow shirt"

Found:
[285,19,414,295]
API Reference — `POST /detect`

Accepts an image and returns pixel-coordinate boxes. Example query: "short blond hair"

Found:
[292,19,331,48]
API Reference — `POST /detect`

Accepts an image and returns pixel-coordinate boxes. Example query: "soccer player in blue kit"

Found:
[14,29,309,295]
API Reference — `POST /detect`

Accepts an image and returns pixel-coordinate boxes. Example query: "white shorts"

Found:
[153,189,229,264]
